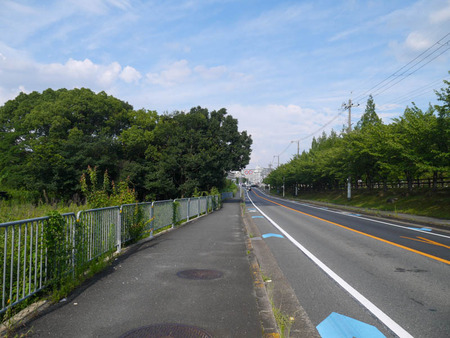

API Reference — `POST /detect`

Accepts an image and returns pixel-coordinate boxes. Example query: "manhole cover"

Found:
[120,324,212,338]
[176,269,223,280]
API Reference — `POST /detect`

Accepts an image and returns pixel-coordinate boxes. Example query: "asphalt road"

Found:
[246,188,450,338]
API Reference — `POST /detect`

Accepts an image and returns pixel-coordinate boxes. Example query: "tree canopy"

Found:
[0,88,252,201]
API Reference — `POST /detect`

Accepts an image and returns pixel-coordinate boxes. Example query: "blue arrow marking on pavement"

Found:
[252,216,264,219]
[317,312,385,338]
[408,227,432,232]
[262,233,284,239]
[350,213,361,217]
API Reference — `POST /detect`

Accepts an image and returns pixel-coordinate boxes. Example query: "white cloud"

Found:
[429,1,450,23]
[227,103,341,167]
[40,58,122,87]
[146,60,192,87]
[120,66,142,83]
[194,65,227,80]
[0,51,144,104]
[404,32,433,51]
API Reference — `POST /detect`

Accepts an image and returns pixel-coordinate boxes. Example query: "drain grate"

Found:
[176,269,223,280]
[120,324,212,338]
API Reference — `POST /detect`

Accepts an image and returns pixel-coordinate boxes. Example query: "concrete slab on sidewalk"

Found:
[12,199,265,337]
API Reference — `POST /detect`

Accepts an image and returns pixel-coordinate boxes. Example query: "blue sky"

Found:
[1,0,449,169]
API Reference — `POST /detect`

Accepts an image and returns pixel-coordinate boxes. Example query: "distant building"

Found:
[228,166,273,185]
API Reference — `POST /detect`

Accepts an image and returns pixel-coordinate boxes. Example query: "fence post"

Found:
[150,202,155,238]
[117,206,122,253]
[172,199,176,229]
[73,215,78,277]
[187,198,190,221]
[198,198,200,218]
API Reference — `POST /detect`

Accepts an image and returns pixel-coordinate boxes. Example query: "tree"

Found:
[144,107,252,199]
[356,95,382,130]
[0,89,252,201]
[433,78,450,188]
[0,88,133,199]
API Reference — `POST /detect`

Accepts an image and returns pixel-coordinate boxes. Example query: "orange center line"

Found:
[253,191,450,265]
[400,236,450,250]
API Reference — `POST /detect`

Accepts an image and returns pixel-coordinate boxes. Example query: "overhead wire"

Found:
[353,32,450,104]
[390,76,450,105]
[372,44,450,98]
[276,111,344,158]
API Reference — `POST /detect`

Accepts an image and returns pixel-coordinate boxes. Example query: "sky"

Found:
[1,0,449,169]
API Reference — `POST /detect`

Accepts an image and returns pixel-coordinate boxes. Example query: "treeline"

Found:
[0,88,252,201]
[265,79,449,193]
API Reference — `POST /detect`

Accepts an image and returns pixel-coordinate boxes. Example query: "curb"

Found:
[244,219,280,337]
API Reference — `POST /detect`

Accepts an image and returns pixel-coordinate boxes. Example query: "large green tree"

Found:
[0,88,133,199]
[141,107,252,199]
[0,90,252,201]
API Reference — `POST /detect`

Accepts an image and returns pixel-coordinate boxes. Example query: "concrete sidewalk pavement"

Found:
[10,198,278,337]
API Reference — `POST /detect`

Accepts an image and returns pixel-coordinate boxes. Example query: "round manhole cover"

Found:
[120,324,212,338]
[176,269,223,280]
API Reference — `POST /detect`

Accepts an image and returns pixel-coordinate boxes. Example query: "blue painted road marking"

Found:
[408,227,432,232]
[317,312,385,338]
[262,233,284,239]
[252,216,264,219]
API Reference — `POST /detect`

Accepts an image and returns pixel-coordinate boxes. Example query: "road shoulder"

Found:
[242,204,320,338]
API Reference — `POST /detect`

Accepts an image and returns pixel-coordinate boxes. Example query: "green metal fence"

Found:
[0,195,220,315]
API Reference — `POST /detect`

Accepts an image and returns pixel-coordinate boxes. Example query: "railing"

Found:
[220,192,234,200]
[0,195,220,315]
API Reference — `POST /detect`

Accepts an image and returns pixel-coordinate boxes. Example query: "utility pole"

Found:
[273,155,280,168]
[342,98,359,201]
[291,140,300,157]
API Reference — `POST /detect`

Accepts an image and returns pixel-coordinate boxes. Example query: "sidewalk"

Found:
[9,199,275,337]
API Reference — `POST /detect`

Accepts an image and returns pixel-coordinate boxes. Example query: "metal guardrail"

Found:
[0,195,220,315]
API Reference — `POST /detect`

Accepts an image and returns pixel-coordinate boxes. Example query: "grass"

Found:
[279,188,450,219]
[0,200,86,223]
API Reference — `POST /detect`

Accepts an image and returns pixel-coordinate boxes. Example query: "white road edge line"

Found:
[247,193,413,338]
[257,189,450,240]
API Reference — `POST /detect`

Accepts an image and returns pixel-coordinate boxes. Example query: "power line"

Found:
[390,76,450,105]
[353,32,450,104]
[372,44,450,98]
[276,111,344,158]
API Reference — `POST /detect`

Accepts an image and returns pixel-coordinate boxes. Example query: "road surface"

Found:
[246,188,450,337]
